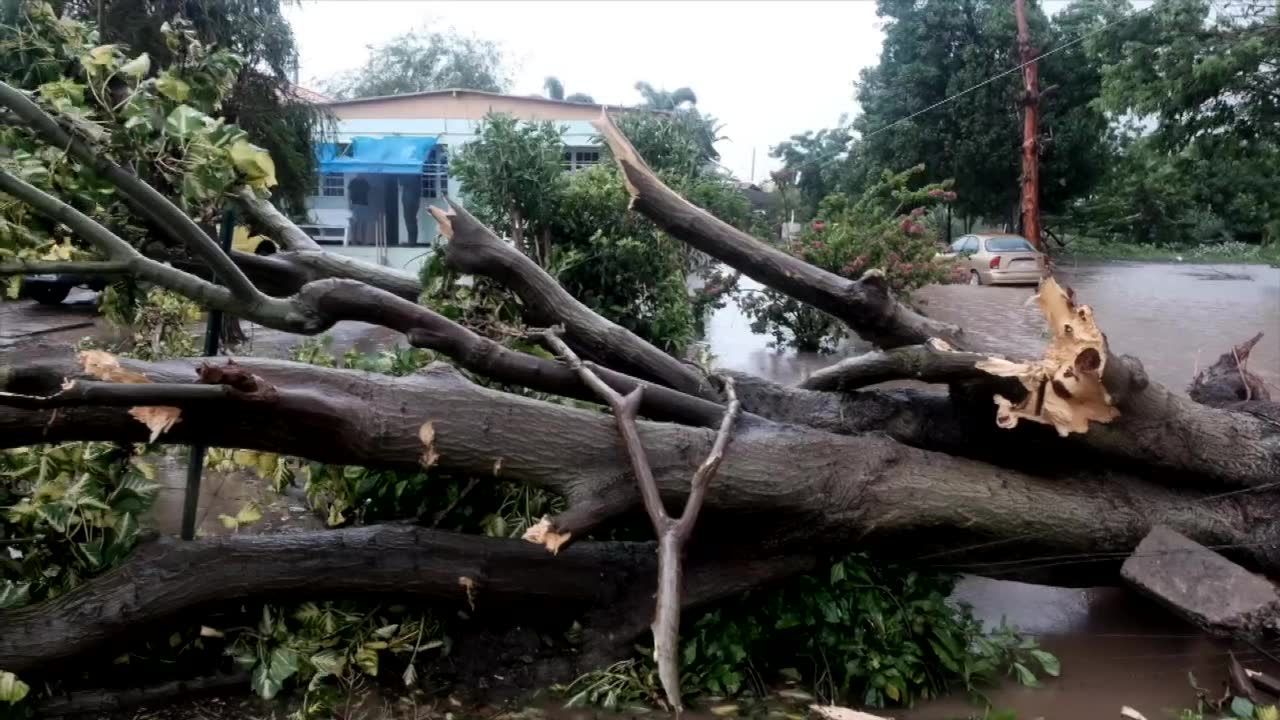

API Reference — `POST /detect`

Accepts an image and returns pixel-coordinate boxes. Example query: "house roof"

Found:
[287,85,334,104]
[320,87,651,114]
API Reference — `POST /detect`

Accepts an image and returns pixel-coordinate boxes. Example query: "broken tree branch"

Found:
[799,342,997,392]
[594,111,960,350]
[0,260,131,276]
[0,80,262,301]
[433,202,714,399]
[539,328,740,712]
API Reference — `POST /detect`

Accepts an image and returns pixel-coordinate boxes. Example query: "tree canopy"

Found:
[322,26,510,100]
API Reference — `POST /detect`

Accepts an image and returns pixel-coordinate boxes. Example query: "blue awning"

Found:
[317,136,438,175]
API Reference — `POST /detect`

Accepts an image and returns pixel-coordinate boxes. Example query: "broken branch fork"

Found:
[532,327,741,713]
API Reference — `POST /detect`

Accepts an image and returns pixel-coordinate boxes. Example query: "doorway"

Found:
[381,176,399,246]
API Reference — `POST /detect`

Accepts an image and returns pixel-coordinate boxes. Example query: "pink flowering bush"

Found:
[739,166,960,351]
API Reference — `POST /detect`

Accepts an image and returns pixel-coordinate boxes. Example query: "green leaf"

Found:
[268,646,299,685]
[119,53,151,78]
[829,562,846,583]
[1012,661,1037,687]
[310,649,345,677]
[235,503,263,526]
[165,105,206,138]
[355,645,379,676]
[229,139,278,188]
[0,581,31,610]
[155,72,191,102]
[1030,649,1060,677]
[1232,696,1256,719]
[251,662,283,700]
[83,44,119,67]
[0,670,30,704]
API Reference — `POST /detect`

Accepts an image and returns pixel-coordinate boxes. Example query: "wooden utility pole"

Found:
[1015,0,1043,250]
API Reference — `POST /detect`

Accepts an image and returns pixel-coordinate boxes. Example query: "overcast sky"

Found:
[284,1,1077,182]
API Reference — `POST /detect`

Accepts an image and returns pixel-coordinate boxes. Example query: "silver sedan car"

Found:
[939,234,1045,285]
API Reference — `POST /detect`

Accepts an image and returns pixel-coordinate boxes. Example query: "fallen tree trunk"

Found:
[3,355,1279,580]
[0,524,810,675]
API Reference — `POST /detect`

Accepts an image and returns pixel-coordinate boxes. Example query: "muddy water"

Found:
[706,261,1280,390]
[700,260,1280,718]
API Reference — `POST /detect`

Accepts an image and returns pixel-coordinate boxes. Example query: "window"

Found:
[949,238,968,253]
[319,173,345,197]
[961,237,979,254]
[562,147,601,171]
[421,145,449,199]
[984,236,1035,252]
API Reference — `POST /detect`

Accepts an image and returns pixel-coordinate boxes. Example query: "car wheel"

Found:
[968,270,982,286]
[29,284,71,305]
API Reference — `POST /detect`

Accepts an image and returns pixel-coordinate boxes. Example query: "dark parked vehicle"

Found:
[20,273,109,305]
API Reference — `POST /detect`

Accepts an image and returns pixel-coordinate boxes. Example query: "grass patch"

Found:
[1056,237,1280,265]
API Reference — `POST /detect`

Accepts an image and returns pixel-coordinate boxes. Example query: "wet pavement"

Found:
[707,260,1280,392]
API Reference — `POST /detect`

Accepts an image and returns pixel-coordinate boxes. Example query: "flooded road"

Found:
[706,260,1280,392]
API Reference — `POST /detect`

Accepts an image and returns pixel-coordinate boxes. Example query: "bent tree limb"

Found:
[434,203,714,399]
[537,329,741,713]
[0,80,262,302]
[594,111,960,349]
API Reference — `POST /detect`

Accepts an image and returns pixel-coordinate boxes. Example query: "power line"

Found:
[862,5,1153,141]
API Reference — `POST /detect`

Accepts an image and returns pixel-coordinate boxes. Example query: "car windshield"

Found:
[984,236,1034,252]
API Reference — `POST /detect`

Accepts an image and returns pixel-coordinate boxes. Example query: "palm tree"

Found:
[634,81,697,109]
[543,76,565,101]
[544,76,595,104]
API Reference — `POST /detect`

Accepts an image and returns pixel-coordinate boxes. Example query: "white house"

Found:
[300,89,635,274]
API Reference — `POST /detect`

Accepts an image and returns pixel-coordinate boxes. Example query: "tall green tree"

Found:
[323,27,509,100]
[850,0,1110,225]
[1084,0,1279,243]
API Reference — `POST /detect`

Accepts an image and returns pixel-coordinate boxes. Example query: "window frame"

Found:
[421,144,450,199]
[318,173,345,198]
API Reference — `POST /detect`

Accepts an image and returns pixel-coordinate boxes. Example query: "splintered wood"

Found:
[975,277,1119,436]
[78,350,181,442]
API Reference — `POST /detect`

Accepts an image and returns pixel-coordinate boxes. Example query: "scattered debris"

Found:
[976,277,1119,436]
[810,705,893,720]
[1122,526,1280,639]
[522,517,571,555]
[419,421,440,468]
[79,349,181,441]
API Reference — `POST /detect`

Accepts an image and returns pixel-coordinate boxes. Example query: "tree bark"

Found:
[4,355,1279,583]
[0,524,810,676]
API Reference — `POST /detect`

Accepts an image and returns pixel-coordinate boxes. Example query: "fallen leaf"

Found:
[199,625,224,638]
[80,351,182,441]
[709,705,740,716]
[522,517,571,555]
[809,706,893,720]
[1120,707,1147,720]
[80,350,148,384]
[129,406,182,443]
